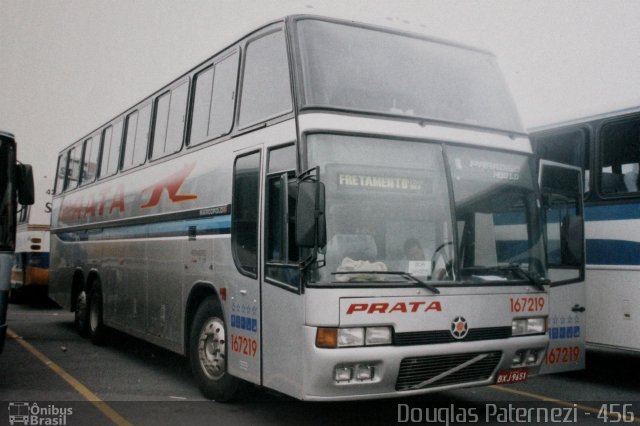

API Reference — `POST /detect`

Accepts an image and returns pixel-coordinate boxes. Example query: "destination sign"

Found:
[337,173,424,192]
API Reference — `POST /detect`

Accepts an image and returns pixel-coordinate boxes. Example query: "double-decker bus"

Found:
[11,173,52,301]
[50,15,585,401]
[0,131,34,353]
[532,105,640,353]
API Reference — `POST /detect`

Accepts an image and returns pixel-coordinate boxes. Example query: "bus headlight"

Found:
[316,326,393,348]
[365,327,392,345]
[338,328,365,347]
[512,317,547,336]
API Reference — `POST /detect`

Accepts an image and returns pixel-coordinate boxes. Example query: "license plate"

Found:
[495,368,528,384]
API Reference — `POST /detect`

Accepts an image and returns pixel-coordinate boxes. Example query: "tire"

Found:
[74,289,89,337]
[88,283,107,345]
[189,296,239,402]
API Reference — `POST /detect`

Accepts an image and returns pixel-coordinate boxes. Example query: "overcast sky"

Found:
[2,0,639,183]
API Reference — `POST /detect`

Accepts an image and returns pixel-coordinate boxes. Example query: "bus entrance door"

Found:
[538,161,586,373]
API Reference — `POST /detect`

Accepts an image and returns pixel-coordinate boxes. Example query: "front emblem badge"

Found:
[451,316,468,339]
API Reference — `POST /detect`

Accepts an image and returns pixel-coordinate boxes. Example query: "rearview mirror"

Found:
[295,180,326,248]
[16,163,35,206]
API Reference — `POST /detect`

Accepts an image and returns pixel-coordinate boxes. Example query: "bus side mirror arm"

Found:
[16,163,35,206]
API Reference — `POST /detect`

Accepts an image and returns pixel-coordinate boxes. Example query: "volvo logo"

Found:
[451,316,469,339]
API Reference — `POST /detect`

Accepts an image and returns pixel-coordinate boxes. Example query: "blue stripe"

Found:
[586,239,640,266]
[58,215,231,242]
[585,202,640,222]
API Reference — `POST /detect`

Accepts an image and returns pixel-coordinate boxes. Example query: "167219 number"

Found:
[545,346,580,365]
[510,297,545,313]
[231,335,257,357]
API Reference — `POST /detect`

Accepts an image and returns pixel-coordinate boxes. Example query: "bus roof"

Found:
[529,105,640,133]
[62,14,498,153]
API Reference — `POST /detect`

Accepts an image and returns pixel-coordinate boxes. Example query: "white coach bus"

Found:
[11,173,52,300]
[50,16,585,401]
[1,131,34,353]
[532,106,640,353]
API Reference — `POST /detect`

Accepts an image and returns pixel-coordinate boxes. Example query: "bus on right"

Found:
[532,105,640,353]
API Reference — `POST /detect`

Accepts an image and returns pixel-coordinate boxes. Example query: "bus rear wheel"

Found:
[88,283,106,345]
[74,290,89,337]
[189,296,239,402]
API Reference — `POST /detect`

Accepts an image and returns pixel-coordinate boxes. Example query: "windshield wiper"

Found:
[499,264,548,292]
[461,264,547,291]
[331,271,440,294]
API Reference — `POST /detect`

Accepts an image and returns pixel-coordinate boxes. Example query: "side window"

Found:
[99,120,123,178]
[152,81,189,159]
[64,146,82,190]
[265,145,300,288]
[54,154,67,195]
[599,117,640,195]
[536,128,590,194]
[122,104,151,170]
[231,151,261,278]
[190,66,214,144]
[81,135,100,186]
[190,51,239,146]
[238,29,292,129]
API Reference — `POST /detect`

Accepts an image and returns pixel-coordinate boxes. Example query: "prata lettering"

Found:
[346,301,442,314]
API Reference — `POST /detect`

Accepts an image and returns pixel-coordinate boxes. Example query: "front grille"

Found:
[396,351,502,391]
[394,327,511,346]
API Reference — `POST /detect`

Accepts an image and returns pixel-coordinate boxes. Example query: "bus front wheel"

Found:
[189,296,239,402]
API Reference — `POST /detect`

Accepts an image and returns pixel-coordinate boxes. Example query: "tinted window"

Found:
[152,81,188,159]
[65,146,82,190]
[190,52,239,146]
[190,66,215,144]
[81,136,100,185]
[265,145,300,288]
[54,154,66,194]
[599,117,640,195]
[535,128,590,194]
[122,104,151,170]
[231,151,261,277]
[210,52,238,138]
[99,120,123,178]
[239,30,292,128]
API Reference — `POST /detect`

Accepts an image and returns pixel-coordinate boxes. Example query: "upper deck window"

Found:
[238,29,292,129]
[64,145,82,191]
[54,154,66,195]
[293,19,522,132]
[190,51,239,146]
[122,104,151,170]
[99,120,123,179]
[80,135,100,186]
[152,81,189,159]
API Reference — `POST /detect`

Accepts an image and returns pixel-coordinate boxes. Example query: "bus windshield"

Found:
[293,18,523,133]
[306,134,544,286]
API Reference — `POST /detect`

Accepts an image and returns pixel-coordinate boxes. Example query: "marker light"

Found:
[512,317,547,336]
[316,328,338,348]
